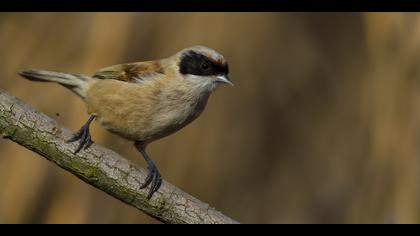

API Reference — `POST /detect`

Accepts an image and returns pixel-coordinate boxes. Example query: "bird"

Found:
[19,45,233,200]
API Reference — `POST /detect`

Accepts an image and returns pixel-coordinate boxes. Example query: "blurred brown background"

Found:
[0,12,420,223]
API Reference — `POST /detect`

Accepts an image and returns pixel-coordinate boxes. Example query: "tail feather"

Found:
[19,69,93,99]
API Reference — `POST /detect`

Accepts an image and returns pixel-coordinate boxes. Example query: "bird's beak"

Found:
[216,75,234,86]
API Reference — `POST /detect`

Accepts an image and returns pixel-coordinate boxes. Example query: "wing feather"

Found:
[93,61,165,83]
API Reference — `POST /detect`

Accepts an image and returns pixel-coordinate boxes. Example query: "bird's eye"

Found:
[201,63,209,70]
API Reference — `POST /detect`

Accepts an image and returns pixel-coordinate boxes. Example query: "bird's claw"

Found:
[140,163,162,200]
[67,122,94,154]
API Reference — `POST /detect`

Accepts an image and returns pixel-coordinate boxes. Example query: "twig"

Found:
[0,88,238,224]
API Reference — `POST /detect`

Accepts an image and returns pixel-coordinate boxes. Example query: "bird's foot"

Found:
[135,141,163,200]
[140,162,162,200]
[67,115,95,154]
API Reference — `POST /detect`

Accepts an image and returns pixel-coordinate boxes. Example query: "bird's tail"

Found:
[19,69,94,99]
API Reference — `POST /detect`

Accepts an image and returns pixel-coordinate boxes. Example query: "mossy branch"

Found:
[0,88,238,224]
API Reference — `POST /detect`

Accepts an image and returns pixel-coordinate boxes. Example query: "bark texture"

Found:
[0,88,238,224]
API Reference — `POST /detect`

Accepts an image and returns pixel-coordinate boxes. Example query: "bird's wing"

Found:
[93,61,165,83]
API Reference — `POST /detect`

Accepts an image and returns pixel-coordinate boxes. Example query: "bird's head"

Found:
[175,46,233,92]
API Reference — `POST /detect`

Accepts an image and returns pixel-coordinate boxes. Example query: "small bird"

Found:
[19,45,233,199]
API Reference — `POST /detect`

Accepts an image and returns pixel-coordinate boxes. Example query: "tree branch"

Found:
[0,88,238,224]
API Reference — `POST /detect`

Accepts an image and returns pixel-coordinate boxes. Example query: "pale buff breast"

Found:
[85,79,210,143]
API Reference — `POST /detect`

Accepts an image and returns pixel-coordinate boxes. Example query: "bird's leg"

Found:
[135,141,162,200]
[67,115,95,154]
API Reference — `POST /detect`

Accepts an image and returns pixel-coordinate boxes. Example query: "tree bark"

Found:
[0,88,238,224]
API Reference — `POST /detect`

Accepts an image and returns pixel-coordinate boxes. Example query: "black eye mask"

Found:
[179,51,228,76]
